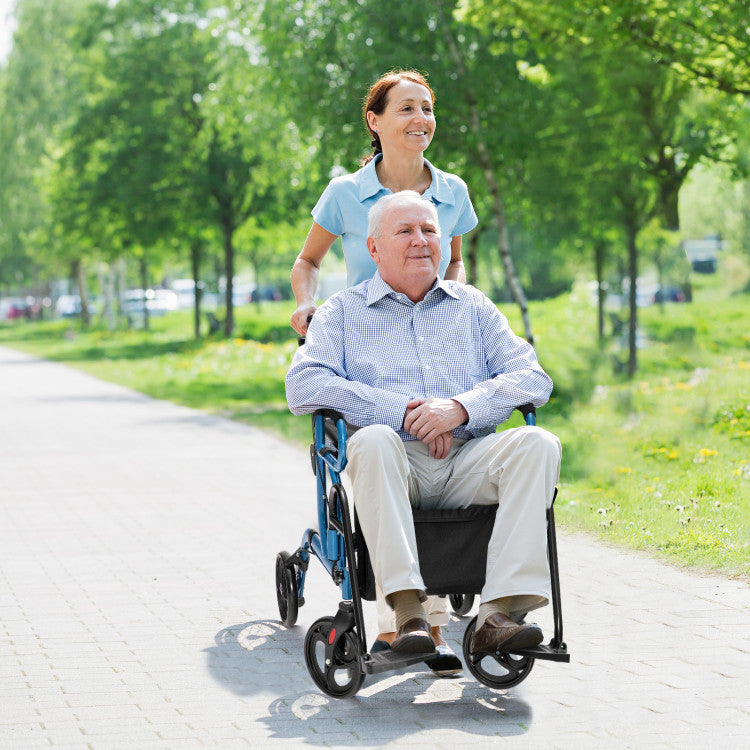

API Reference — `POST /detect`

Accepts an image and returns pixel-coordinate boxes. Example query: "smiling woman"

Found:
[289,68,478,337]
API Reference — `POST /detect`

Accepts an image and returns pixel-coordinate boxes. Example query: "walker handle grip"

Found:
[516,403,537,426]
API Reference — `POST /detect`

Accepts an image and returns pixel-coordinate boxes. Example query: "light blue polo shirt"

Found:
[312,154,478,287]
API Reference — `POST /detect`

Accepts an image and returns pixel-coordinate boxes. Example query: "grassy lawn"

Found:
[2,284,748,578]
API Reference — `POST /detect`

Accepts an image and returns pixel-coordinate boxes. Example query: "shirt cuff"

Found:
[374,392,412,433]
[452,390,489,432]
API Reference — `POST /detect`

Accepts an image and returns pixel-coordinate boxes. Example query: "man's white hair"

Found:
[368,191,440,238]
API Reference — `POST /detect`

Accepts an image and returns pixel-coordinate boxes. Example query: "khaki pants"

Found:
[347,424,562,622]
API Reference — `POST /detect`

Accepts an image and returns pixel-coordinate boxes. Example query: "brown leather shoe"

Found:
[391,618,436,655]
[470,613,543,655]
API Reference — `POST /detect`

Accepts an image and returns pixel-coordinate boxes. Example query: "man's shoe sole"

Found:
[424,643,463,676]
[391,633,436,654]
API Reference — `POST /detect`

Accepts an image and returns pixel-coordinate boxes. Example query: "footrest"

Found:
[363,648,437,675]
[510,643,570,662]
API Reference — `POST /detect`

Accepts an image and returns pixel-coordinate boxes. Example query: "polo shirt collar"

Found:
[366,271,460,306]
[358,154,457,206]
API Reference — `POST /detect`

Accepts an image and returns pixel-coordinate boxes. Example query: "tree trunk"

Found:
[625,222,638,378]
[438,6,534,342]
[250,258,261,305]
[73,258,90,327]
[139,256,150,331]
[660,180,681,232]
[115,258,126,319]
[223,225,234,337]
[466,230,479,287]
[191,240,202,339]
[595,240,606,340]
[98,262,116,330]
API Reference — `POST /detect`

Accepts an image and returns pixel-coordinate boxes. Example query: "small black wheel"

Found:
[462,616,535,689]
[275,551,298,627]
[449,593,475,616]
[304,616,364,699]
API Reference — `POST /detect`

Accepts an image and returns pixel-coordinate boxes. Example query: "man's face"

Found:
[368,203,441,293]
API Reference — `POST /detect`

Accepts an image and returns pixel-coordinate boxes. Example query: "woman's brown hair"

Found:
[361,69,435,166]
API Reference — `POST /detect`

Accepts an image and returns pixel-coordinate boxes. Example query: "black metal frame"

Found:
[324,409,569,672]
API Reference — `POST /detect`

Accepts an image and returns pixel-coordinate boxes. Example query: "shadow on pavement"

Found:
[207,619,532,745]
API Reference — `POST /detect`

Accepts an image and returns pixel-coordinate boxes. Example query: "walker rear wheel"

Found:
[462,616,535,689]
[275,551,298,627]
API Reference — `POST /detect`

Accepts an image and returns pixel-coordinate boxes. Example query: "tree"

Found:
[195,19,307,336]
[459,0,750,96]
[48,0,218,330]
[45,1,308,337]
[460,0,746,374]
[0,0,92,295]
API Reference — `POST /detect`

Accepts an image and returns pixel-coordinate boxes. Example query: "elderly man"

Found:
[285,191,561,658]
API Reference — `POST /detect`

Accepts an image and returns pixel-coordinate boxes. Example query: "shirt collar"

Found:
[365,271,460,306]
[358,153,457,206]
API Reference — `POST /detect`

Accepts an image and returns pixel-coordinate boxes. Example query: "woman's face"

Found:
[367,80,436,155]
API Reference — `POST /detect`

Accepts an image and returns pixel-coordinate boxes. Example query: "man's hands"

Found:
[403,398,469,459]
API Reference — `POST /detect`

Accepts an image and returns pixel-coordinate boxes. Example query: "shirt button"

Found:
[424,364,431,370]
[419,336,424,342]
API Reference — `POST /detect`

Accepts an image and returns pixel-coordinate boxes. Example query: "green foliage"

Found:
[712,402,750,438]
[0,0,93,286]
[548,352,749,575]
[234,303,299,344]
[459,0,750,96]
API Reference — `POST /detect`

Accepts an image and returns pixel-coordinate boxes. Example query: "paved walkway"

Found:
[1,344,748,749]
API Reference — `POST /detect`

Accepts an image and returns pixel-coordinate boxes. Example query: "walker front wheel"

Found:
[304,616,364,699]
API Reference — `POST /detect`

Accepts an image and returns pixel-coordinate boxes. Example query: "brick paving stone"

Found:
[1,344,749,749]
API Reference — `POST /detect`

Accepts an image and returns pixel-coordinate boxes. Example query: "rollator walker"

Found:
[275,406,570,698]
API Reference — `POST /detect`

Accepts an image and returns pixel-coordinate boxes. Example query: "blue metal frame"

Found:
[295,411,353,602]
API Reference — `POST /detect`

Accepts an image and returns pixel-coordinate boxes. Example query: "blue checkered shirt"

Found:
[285,272,553,440]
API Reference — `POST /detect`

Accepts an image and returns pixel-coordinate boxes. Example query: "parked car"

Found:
[250,285,283,302]
[150,289,179,313]
[122,288,178,317]
[232,283,254,307]
[55,295,82,318]
[171,279,220,310]
[3,297,39,320]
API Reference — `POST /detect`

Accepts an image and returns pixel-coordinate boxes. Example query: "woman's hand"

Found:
[291,304,317,336]
[290,223,338,336]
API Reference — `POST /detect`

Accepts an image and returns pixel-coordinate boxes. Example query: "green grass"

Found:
[2,285,748,577]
